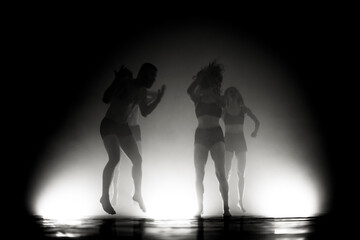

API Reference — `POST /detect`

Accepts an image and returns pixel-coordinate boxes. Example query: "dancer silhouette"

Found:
[187,60,231,218]
[222,86,259,212]
[100,63,166,214]
[110,91,157,207]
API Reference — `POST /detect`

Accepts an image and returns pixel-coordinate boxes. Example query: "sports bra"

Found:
[195,101,222,118]
[223,110,245,125]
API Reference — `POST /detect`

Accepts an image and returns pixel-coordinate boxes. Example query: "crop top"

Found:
[195,101,222,118]
[223,110,245,125]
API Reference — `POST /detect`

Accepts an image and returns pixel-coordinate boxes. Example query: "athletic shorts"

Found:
[224,132,247,152]
[100,117,132,139]
[195,126,224,149]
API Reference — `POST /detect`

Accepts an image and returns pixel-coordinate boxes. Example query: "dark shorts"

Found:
[130,125,141,141]
[100,117,132,139]
[195,126,224,149]
[225,132,247,152]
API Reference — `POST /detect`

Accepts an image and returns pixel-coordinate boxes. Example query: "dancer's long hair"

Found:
[224,87,244,107]
[193,60,224,95]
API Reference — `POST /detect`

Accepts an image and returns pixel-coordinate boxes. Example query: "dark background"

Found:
[7,4,350,237]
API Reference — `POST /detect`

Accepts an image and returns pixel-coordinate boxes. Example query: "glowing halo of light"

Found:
[251,176,319,218]
[34,176,101,220]
[141,167,198,219]
[244,156,322,218]
[29,24,331,221]
[144,186,197,219]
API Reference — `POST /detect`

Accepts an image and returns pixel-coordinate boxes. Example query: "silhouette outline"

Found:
[110,91,157,207]
[100,63,166,215]
[222,87,259,213]
[187,60,231,218]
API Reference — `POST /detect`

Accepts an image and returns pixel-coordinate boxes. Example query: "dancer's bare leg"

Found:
[100,135,120,215]
[110,140,140,206]
[194,144,208,218]
[211,143,231,217]
[110,162,120,206]
[225,151,234,182]
[235,151,247,212]
[119,136,146,212]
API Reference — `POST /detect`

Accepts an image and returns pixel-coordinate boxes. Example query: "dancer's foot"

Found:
[237,202,246,212]
[100,196,116,215]
[223,209,232,218]
[132,195,146,212]
[195,209,203,219]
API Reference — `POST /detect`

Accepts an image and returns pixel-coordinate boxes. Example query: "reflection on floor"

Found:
[25,214,335,239]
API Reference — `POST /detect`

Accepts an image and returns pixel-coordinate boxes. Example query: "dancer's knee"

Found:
[106,157,120,169]
[237,170,245,179]
[216,170,227,182]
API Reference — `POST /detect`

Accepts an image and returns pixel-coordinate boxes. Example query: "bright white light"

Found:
[246,161,320,218]
[143,174,197,219]
[146,219,194,236]
[32,101,327,220]
[273,220,311,235]
[34,174,101,220]
[55,232,81,238]
[34,151,323,220]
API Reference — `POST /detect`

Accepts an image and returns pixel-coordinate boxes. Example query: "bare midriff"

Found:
[197,115,221,128]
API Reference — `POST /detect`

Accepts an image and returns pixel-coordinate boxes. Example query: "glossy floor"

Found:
[25,215,336,239]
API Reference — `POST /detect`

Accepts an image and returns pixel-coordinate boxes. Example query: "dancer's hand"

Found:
[251,131,257,137]
[157,84,166,101]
